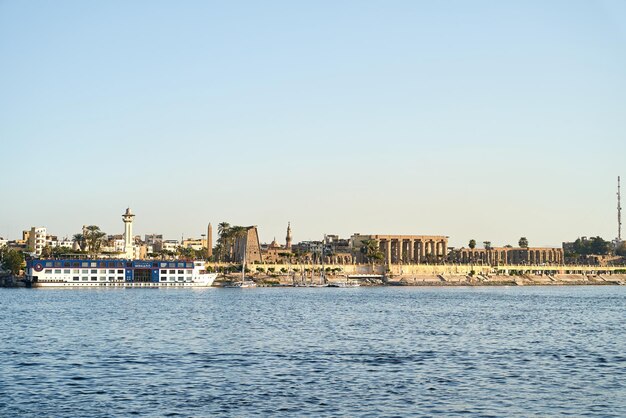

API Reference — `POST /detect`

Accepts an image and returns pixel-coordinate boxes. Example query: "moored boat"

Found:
[25,258,217,288]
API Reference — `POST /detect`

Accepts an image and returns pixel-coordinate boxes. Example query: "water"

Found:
[1,286,624,417]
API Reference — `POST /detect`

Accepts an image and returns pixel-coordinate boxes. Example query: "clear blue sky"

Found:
[1,0,625,248]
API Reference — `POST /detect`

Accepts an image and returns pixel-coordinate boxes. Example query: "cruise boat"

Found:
[25,259,217,288]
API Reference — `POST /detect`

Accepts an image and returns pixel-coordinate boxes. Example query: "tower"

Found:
[285,222,292,250]
[122,208,135,259]
[207,223,213,259]
[618,176,622,242]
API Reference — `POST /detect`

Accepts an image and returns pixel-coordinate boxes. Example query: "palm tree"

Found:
[217,222,231,261]
[84,225,106,256]
[73,233,86,251]
[469,239,476,249]
[360,239,384,264]
[230,226,249,264]
[518,237,529,248]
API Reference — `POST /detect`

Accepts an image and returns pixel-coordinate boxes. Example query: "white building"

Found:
[161,240,179,253]
[27,227,47,256]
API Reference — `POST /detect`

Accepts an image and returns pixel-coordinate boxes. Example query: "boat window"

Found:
[45,262,53,267]
[177,270,184,274]
[91,269,97,274]
[45,269,52,274]
[54,269,61,274]
[118,269,124,274]
[63,269,70,274]
[91,277,97,281]
[72,277,79,281]
[90,262,97,268]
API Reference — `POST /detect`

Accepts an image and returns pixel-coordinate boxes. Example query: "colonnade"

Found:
[373,235,448,264]
[458,247,564,265]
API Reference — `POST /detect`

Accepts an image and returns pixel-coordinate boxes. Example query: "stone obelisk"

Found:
[207,223,213,259]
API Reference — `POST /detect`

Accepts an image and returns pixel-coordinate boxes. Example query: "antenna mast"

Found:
[619,176,622,242]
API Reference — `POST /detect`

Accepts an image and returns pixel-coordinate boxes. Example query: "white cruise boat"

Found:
[25,258,217,288]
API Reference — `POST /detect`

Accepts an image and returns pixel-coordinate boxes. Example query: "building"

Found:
[261,238,285,263]
[455,246,564,265]
[144,234,163,246]
[182,238,205,251]
[159,240,180,253]
[0,237,7,248]
[351,233,449,264]
[232,226,263,263]
[26,227,47,256]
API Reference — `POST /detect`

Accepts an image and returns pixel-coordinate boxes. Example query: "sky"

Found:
[1,0,625,248]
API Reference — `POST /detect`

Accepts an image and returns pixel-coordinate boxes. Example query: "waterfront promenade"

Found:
[210,262,626,286]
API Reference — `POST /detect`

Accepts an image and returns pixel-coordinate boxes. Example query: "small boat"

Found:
[328,280,360,288]
[224,252,256,288]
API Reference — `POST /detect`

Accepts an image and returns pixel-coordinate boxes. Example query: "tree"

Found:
[468,239,476,249]
[483,241,492,250]
[73,233,86,251]
[217,222,233,261]
[360,239,384,264]
[616,241,626,257]
[41,245,53,258]
[84,225,106,255]
[518,237,529,248]
[230,226,249,263]
[1,247,25,276]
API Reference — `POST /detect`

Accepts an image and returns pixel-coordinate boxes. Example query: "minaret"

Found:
[285,222,292,250]
[122,208,135,259]
[207,223,213,259]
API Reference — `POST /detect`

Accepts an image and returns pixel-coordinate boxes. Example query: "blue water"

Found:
[1,286,624,417]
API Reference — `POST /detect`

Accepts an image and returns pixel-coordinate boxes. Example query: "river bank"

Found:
[217,273,626,287]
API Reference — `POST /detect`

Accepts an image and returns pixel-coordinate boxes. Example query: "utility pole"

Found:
[618,176,622,242]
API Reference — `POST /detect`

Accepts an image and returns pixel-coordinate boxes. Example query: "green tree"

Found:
[0,247,25,276]
[518,237,529,248]
[483,241,492,250]
[73,233,86,251]
[229,226,248,262]
[41,245,53,258]
[84,225,106,255]
[468,239,476,249]
[217,222,233,261]
[360,239,384,264]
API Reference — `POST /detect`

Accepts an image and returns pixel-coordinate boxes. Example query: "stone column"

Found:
[385,239,391,264]
[408,240,414,264]
[397,239,403,263]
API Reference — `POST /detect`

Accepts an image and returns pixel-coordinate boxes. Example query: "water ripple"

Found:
[1,286,625,417]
